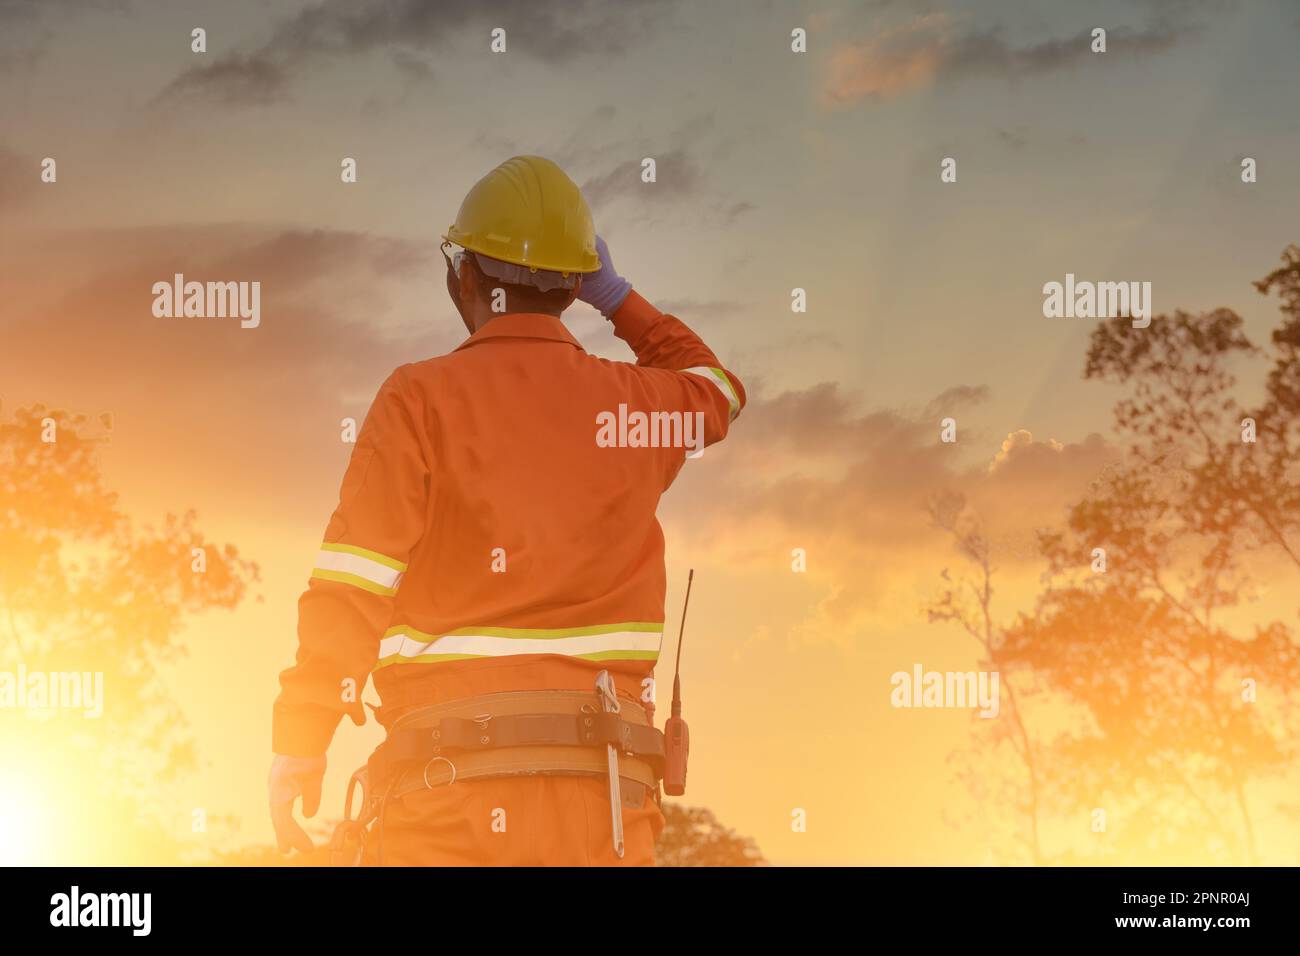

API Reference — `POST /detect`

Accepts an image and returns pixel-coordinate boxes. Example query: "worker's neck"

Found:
[470,309,564,332]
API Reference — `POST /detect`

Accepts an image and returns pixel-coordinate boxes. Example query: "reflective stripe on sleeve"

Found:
[374,622,663,668]
[681,366,742,420]
[311,542,407,596]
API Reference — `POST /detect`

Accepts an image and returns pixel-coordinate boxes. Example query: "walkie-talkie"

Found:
[662,569,693,796]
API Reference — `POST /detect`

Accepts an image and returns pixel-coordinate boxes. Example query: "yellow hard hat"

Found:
[444,155,600,276]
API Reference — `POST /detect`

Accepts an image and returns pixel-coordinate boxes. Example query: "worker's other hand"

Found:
[577,235,632,318]
[268,753,327,854]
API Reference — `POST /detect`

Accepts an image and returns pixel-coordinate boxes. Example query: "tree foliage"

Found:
[931,246,1300,864]
[0,403,259,863]
[653,803,766,866]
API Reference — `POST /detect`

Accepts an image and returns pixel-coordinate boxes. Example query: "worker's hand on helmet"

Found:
[268,753,327,854]
[577,235,632,319]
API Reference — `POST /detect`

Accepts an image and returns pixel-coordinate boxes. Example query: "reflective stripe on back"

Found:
[375,622,663,668]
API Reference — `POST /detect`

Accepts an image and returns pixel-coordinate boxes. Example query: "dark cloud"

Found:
[0,1,53,73]
[2,223,444,389]
[580,148,701,210]
[158,54,293,108]
[156,0,678,108]
[446,107,742,231]
[950,24,1190,76]
[0,0,125,27]
[719,200,755,224]
[0,0,130,73]
[1,223,454,523]
[389,48,435,84]
[923,385,989,420]
[825,15,1199,106]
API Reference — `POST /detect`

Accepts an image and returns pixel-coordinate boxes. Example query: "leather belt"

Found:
[369,690,663,798]
[391,748,657,805]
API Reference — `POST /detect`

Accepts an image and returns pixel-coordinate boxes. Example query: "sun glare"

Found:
[0,773,50,866]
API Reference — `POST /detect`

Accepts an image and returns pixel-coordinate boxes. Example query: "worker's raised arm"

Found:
[272,365,431,757]
[579,236,746,448]
[611,291,745,444]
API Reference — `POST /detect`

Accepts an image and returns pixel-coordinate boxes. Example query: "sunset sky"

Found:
[3,0,1300,865]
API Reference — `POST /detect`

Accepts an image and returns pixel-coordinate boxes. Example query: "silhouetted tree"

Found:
[932,247,1300,864]
[654,803,766,866]
[927,494,1045,864]
[0,403,259,864]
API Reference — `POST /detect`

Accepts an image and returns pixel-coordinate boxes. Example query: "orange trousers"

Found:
[362,774,664,866]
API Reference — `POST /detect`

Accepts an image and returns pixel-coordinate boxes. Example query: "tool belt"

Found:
[330,688,663,865]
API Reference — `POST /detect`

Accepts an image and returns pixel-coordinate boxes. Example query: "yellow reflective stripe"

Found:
[320,542,407,572]
[378,653,484,665]
[575,649,661,662]
[435,622,662,639]
[681,366,741,421]
[312,542,405,596]
[375,649,661,666]
[310,568,398,596]
[374,622,663,669]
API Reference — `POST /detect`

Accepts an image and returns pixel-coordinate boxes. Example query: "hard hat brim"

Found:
[443,230,600,276]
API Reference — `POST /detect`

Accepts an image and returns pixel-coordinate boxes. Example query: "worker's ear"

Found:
[562,276,581,312]
[446,277,466,324]
[443,244,468,322]
[459,257,481,301]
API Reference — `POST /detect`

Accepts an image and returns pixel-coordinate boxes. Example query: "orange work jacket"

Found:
[273,291,745,755]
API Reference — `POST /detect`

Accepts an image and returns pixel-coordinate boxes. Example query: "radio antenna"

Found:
[662,569,694,795]
[671,569,693,715]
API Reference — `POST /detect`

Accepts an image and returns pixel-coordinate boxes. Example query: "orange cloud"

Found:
[989,428,1063,472]
[0,225,450,528]
[820,16,1196,109]
[662,384,1121,644]
[822,14,950,107]
[969,430,1119,560]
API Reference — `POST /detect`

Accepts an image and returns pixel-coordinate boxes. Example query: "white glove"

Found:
[268,754,327,853]
[576,235,632,318]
